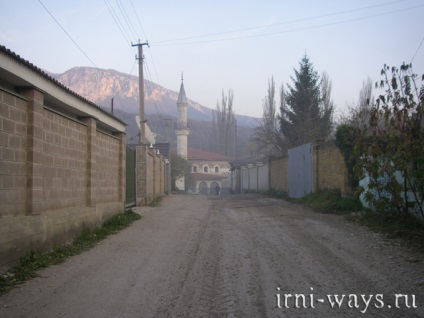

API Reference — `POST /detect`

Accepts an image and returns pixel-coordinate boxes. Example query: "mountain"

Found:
[49,67,256,125]
[49,67,258,157]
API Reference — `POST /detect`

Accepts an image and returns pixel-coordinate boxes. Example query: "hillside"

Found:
[49,67,258,157]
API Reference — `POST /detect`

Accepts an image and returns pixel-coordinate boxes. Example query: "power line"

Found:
[151,3,424,47]
[116,0,139,41]
[130,0,148,41]
[128,58,137,76]
[124,1,168,137]
[127,1,160,84]
[104,0,134,48]
[38,0,99,68]
[411,34,424,63]
[153,0,407,45]
[103,0,174,141]
[144,62,168,140]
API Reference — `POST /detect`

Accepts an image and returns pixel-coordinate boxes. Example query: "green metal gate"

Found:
[125,146,136,207]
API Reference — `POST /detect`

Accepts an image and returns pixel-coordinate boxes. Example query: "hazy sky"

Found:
[1,0,423,118]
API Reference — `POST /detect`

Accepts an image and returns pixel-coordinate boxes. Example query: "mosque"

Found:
[174,78,233,194]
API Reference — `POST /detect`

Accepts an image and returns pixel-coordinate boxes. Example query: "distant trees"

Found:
[279,55,334,147]
[212,89,237,157]
[341,77,374,129]
[251,77,287,157]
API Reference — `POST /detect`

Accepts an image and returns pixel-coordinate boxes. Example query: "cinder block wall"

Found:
[135,145,167,206]
[315,141,351,196]
[43,108,87,210]
[0,87,125,272]
[269,156,288,193]
[266,142,350,196]
[96,131,121,203]
[0,89,27,217]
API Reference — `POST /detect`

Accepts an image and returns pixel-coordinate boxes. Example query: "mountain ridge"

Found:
[48,66,257,157]
[48,66,257,126]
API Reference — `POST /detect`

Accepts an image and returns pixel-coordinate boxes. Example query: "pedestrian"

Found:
[215,184,221,195]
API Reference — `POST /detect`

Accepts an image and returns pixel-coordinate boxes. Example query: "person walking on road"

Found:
[215,185,221,195]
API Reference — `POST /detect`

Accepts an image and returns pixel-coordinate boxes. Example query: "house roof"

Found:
[0,45,126,130]
[188,147,234,161]
[192,172,227,181]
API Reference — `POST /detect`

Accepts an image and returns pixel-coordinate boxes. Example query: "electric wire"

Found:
[121,1,170,139]
[117,0,168,139]
[153,0,408,45]
[151,4,424,47]
[130,0,149,41]
[104,0,135,52]
[411,34,424,63]
[127,1,161,85]
[38,0,99,68]
[116,0,139,41]
[128,58,137,76]
[144,61,168,141]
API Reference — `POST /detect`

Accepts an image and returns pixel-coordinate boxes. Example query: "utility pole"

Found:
[132,41,149,144]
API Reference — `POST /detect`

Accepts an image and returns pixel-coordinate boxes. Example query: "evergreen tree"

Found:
[279,55,333,147]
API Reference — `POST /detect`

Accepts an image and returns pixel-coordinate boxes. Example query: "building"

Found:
[174,78,233,194]
[188,147,233,194]
[174,78,190,190]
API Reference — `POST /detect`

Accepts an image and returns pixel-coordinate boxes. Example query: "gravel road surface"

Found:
[1,194,423,317]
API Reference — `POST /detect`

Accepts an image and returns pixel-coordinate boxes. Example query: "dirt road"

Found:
[1,194,423,317]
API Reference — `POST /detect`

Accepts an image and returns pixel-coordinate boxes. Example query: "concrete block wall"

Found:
[269,156,288,193]
[0,87,125,272]
[135,145,167,206]
[314,141,351,196]
[96,130,121,203]
[43,108,87,210]
[235,142,350,196]
[267,142,350,196]
[0,89,27,217]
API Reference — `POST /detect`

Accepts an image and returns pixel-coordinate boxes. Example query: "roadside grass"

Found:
[347,210,424,252]
[0,209,140,296]
[265,189,424,252]
[148,196,163,207]
[265,189,363,214]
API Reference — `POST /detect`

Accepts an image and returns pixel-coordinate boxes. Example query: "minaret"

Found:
[175,74,190,190]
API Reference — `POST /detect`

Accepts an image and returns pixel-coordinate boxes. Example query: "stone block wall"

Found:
[0,87,125,272]
[135,145,167,206]
[96,130,121,203]
[314,141,351,196]
[0,89,27,217]
[269,156,288,193]
[43,108,87,210]
[238,142,350,196]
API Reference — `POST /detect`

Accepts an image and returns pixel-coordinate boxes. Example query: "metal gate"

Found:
[125,146,136,207]
[288,143,312,198]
